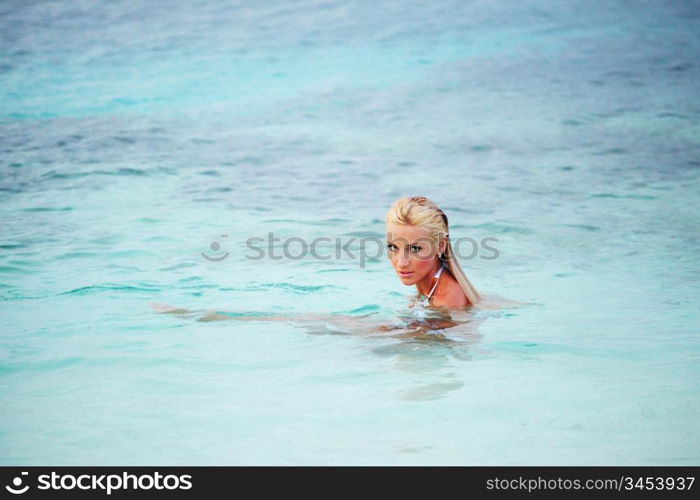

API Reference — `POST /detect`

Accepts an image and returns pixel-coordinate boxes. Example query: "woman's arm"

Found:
[149,302,484,338]
[150,302,279,322]
[149,302,394,332]
[149,302,202,314]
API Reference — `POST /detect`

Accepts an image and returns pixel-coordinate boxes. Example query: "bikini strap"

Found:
[426,265,444,300]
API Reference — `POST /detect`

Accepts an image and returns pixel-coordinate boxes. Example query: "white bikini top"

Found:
[417,264,445,306]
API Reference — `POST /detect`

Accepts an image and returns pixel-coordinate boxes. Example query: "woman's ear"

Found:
[439,238,447,257]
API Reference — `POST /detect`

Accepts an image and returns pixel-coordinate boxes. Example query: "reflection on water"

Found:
[371,337,474,401]
[398,380,466,402]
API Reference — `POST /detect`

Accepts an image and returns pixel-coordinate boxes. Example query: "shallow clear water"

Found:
[1,0,699,465]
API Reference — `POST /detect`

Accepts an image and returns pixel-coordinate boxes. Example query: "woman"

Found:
[386,196,480,309]
[152,196,512,332]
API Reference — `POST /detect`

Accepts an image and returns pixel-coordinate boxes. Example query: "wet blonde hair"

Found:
[385,196,481,305]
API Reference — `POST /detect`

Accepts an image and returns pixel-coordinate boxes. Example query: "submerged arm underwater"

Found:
[147,298,524,339]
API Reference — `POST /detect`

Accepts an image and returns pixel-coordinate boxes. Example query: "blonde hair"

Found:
[385,196,481,305]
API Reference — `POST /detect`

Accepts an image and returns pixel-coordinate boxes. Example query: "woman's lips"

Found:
[399,271,413,277]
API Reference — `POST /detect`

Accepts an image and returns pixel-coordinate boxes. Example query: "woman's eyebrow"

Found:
[386,239,422,245]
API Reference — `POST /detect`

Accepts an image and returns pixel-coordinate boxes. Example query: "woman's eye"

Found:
[387,244,397,251]
[411,246,422,253]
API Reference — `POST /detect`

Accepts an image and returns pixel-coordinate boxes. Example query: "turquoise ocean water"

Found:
[1,0,699,464]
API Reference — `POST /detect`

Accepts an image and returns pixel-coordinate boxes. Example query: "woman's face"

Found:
[386,223,442,286]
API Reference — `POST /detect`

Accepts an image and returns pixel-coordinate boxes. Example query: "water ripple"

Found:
[57,283,162,296]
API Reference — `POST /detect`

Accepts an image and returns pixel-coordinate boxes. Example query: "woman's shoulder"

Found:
[433,276,469,308]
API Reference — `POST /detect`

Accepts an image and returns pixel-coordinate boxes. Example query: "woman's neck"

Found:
[415,261,443,298]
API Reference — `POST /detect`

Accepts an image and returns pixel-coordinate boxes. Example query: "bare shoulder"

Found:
[433,278,469,308]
